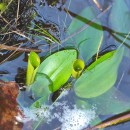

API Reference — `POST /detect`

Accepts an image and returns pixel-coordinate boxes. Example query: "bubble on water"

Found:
[19,105,52,123]
[60,106,96,130]
[19,100,96,130]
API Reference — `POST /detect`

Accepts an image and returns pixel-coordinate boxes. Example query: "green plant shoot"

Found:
[26,51,40,86]
[72,59,85,78]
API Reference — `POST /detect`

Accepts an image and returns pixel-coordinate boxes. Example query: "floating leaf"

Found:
[67,7,103,63]
[72,59,85,78]
[37,49,77,92]
[74,47,124,98]
[26,52,40,86]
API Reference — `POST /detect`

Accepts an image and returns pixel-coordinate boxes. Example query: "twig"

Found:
[0,14,9,24]
[95,36,103,60]
[12,30,34,43]
[0,44,41,53]
[16,0,20,25]
[0,44,22,64]
[86,112,130,130]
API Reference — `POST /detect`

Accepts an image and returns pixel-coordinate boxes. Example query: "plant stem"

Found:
[86,112,130,130]
[0,44,41,52]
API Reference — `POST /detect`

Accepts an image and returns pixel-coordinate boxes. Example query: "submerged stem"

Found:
[86,112,130,130]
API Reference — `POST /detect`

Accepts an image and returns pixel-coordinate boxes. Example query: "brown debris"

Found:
[0,80,23,130]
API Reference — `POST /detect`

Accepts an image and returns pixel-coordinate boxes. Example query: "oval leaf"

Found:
[37,49,77,92]
[74,47,124,98]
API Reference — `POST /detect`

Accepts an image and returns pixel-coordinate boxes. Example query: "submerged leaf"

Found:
[67,6,103,63]
[109,0,130,34]
[74,47,124,98]
[109,0,130,46]
[89,87,130,115]
[37,49,77,92]
[30,95,49,109]
[31,73,52,99]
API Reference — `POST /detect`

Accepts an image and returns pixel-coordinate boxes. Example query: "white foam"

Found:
[17,105,52,123]
[18,99,96,130]
[60,106,96,130]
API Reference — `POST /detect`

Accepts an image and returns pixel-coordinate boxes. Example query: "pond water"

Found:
[1,0,130,130]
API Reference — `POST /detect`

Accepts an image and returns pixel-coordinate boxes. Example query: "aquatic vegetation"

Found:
[17,1,130,128]
[28,22,61,44]
[1,0,130,129]
[26,52,40,86]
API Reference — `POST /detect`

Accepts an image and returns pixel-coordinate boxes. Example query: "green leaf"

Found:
[26,52,40,86]
[31,73,52,99]
[74,47,124,98]
[72,59,85,78]
[86,50,115,71]
[37,49,77,92]
[29,73,52,108]
[67,7,103,63]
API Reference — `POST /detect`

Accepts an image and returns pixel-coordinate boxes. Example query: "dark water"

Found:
[1,0,130,130]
